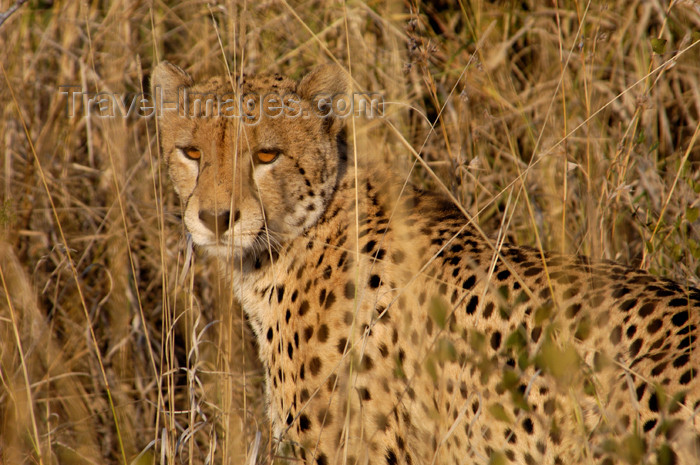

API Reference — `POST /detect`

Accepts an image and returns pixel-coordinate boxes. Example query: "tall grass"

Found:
[0,0,698,463]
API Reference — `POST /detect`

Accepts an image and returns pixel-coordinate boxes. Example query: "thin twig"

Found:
[0,0,29,28]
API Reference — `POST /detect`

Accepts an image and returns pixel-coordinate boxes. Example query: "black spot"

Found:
[337,338,347,354]
[344,281,355,299]
[565,303,582,319]
[678,333,696,350]
[466,295,479,315]
[673,354,689,368]
[299,414,311,432]
[490,332,502,350]
[369,274,381,288]
[285,309,292,324]
[626,325,637,338]
[646,318,663,334]
[299,300,309,316]
[287,343,293,359]
[324,291,336,309]
[523,418,534,435]
[319,288,326,306]
[316,453,328,465]
[266,327,273,341]
[524,267,542,277]
[563,287,579,299]
[362,240,377,254]
[483,302,494,319]
[669,298,688,307]
[549,429,562,445]
[531,326,542,343]
[610,326,622,345]
[359,387,372,401]
[620,299,637,311]
[375,305,388,321]
[638,302,656,317]
[286,413,293,425]
[344,312,354,325]
[671,311,689,327]
[543,399,555,415]
[679,369,694,385]
[299,364,305,380]
[651,337,665,351]
[309,357,322,376]
[629,338,643,357]
[635,383,647,401]
[317,324,329,343]
[391,250,405,264]
[651,361,668,376]
[497,269,511,281]
[277,285,285,303]
[611,287,630,298]
[337,251,348,268]
[291,290,298,302]
[385,449,397,465]
[303,326,314,341]
[462,275,476,290]
[649,392,659,412]
[643,419,657,432]
[650,286,674,297]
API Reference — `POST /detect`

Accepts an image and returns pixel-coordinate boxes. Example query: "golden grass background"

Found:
[1,0,699,463]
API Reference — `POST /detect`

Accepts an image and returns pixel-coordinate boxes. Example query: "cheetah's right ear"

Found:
[150,61,193,116]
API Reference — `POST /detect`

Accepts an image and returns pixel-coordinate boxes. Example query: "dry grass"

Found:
[0,0,699,463]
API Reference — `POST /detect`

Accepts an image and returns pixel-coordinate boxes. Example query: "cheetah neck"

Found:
[226,166,363,334]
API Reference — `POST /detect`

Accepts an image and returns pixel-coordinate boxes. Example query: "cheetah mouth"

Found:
[197,229,281,260]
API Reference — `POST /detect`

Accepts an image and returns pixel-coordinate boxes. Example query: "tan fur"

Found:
[153,62,700,465]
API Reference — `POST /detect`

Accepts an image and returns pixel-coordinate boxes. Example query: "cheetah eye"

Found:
[179,146,202,161]
[255,150,280,164]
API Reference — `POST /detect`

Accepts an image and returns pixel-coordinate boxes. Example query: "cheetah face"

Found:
[151,62,348,261]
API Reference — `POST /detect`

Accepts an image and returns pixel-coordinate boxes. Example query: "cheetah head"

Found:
[151,62,349,261]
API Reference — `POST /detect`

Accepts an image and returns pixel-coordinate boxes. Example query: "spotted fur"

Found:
[152,62,700,465]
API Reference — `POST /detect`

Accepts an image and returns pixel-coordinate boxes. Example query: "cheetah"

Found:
[152,62,700,465]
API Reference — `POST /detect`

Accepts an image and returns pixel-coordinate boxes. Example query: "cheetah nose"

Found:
[199,210,231,236]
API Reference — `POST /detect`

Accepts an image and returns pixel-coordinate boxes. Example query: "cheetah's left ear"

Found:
[297,65,351,135]
[297,64,350,101]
